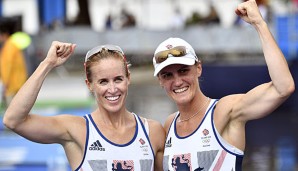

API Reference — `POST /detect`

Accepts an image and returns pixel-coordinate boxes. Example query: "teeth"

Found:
[106,96,120,101]
[174,87,188,93]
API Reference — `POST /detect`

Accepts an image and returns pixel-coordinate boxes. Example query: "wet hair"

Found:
[84,48,130,82]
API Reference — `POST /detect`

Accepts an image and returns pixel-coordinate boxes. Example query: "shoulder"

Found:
[213,94,244,132]
[164,112,177,133]
[56,114,86,123]
[138,116,165,141]
[139,116,165,152]
[57,114,87,143]
[148,119,164,133]
[215,95,243,113]
[138,116,164,133]
[55,114,87,134]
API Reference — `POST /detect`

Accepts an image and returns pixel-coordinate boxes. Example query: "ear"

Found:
[196,61,202,77]
[85,79,93,91]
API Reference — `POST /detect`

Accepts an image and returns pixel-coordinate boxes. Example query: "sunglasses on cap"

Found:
[154,46,196,64]
[85,44,124,62]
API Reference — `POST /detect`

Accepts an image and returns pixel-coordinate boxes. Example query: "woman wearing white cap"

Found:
[3,42,165,170]
[153,0,295,170]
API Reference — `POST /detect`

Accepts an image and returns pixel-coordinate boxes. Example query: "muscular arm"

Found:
[3,41,76,144]
[214,0,295,151]
[230,0,295,122]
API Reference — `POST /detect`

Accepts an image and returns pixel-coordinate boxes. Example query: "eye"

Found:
[160,73,172,80]
[115,76,124,83]
[178,68,189,74]
[99,79,108,85]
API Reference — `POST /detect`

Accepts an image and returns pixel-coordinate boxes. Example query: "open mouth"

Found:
[173,87,188,93]
[106,95,120,101]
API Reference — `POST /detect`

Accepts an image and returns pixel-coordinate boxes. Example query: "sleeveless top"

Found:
[163,99,244,171]
[75,113,154,171]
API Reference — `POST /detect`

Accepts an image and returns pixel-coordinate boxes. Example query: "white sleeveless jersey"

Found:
[163,99,244,171]
[75,113,154,171]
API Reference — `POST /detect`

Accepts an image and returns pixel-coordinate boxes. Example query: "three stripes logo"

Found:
[165,137,172,148]
[89,140,105,151]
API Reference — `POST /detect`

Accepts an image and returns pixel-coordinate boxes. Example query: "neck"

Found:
[177,94,209,122]
[93,108,132,128]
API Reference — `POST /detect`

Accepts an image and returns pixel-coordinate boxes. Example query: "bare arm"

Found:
[147,119,165,171]
[163,113,176,134]
[227,0,295,122]
[3,41,76,144]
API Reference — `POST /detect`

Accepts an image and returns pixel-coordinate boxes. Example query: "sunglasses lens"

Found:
[155,51,169,63]
[171,46,186,56]
[154,46,187,63]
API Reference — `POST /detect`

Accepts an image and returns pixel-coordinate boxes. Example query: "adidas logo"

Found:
[89,140,106,151]
[165,137,172,148]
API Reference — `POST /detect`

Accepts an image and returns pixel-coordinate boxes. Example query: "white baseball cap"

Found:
[153,37,198,76]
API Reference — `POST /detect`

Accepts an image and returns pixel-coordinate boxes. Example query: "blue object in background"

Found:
[276,137,296,171]
[0,107,90,171]
[0,134,70,171]
[275,14,298,61]
[38,0,66,27]
[0,0,2,17]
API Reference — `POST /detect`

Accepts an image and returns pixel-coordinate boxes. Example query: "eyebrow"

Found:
[179,65,190,69]
[98,75,125,80]
[160,65,189,74]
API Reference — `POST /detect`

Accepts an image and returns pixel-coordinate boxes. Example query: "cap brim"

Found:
[154,55,196,76]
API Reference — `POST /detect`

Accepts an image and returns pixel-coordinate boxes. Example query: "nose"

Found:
[173,75,183,87]
[108,82,117,93]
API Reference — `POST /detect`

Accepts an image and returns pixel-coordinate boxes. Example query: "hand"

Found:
[235,0,264,26]
[44,41,76,68]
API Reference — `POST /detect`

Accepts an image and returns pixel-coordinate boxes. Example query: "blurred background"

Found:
[0,0,297,170]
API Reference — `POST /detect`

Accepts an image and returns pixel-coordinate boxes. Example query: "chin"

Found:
[108,102,125,113]
[174,98,191,106]
[107,107,122,114]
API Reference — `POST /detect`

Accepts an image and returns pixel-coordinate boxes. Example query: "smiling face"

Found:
[158,63,202,106]
[87,57,130,114]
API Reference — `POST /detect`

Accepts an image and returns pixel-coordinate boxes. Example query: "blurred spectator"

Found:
[73,0,91,26]
[105,13,113,30]
[211,0,241,28]
[0,18,28,108]
[203,5,220,25]
[119,9,136,28]
[185,12,204,26]
[185,5,220,27]
[170,8,185,30]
